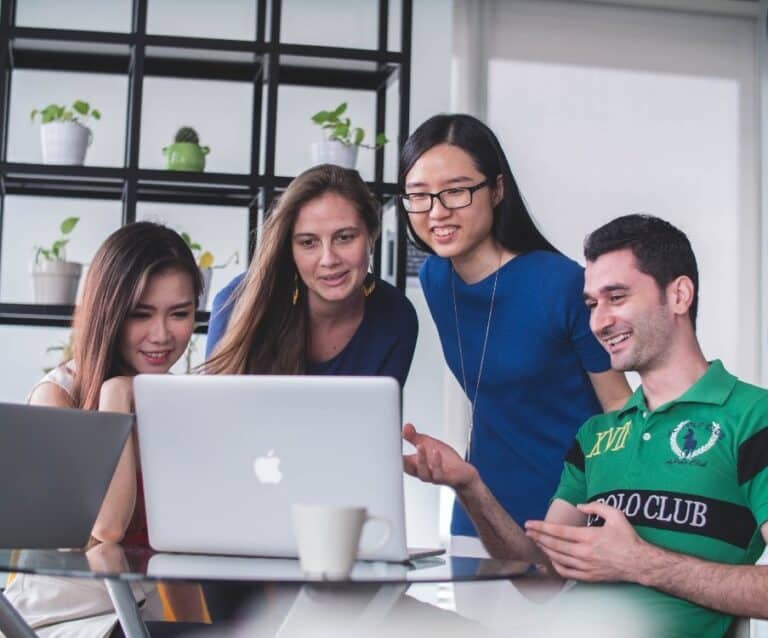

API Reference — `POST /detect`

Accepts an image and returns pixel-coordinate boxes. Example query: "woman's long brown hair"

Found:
[71,222,202,410]
[202,164,380,376]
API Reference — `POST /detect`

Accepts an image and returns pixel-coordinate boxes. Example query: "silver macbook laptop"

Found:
[134,375,439,562]
[0,402,133,549]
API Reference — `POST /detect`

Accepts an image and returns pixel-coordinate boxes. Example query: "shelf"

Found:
[137,170,257,207]
[1,163,125,199]
[0,0,412,298]
[278,62,398,91]
[144,36,264,82]
[0,165,399,205]
[10,28,133,75]
[0,164,258,206]
[8,29,402,89]
[0,304,211,333]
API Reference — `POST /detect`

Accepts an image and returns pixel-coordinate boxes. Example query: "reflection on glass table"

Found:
[0,547,536,638]
[2,547,533,583]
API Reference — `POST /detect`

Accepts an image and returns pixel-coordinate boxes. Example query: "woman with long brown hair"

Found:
[28,221,202,545]
[7,222,208,636]
[204,164,417,387]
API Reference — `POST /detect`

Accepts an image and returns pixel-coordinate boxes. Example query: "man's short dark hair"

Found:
[583,214,699,329]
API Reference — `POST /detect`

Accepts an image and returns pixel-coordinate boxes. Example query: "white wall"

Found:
[482,0,758,383]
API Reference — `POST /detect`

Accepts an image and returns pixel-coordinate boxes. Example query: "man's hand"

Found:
[402,423,478,489]
[524,501,649,583]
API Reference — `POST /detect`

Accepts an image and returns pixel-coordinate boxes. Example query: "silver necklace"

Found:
[451,257,502,463]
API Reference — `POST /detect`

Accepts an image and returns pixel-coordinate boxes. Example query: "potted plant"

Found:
[30,216,82,305]
[310,102,388,169]
[30,101,101,165]
[163,127,210,172]
[180,231,239,309]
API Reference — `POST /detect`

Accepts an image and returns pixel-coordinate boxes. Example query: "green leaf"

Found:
[72,100,89,116]
[332,123,349,142]
[37,248,51,262]
[353,128,364,145]
[60,216,79,235]
[311,110,331,124]
[190,242,201,251]
[374,133,388,148]
[41,104,64,123]
[30,109,38,121]
[92,109,101,120]
[51,239,69,258]
[332,102,348,117]
[181,232,191,246]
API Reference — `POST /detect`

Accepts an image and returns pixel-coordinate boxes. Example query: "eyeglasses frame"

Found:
[401,180,490,214]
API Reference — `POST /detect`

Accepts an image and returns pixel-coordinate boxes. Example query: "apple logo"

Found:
[253,449,283,484]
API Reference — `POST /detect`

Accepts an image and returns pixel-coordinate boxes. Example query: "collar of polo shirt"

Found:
[617,360,738,418]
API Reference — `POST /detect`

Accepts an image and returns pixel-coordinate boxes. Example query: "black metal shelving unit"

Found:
[0,0,412,331]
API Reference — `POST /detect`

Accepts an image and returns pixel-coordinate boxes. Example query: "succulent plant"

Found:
[174,126,200,145]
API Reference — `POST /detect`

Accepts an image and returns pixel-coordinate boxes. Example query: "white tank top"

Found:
[26,361,76,404]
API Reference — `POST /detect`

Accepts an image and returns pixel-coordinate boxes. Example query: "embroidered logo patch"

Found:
[667,421,721,466]
[585,419,632,458]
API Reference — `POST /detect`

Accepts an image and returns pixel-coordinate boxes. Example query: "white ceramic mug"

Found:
[292,504,391,579]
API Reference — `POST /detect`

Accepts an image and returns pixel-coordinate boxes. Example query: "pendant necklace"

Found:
[451,252,502,463]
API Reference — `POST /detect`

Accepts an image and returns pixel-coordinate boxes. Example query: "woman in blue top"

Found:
[204,163,417,387]
[400,114,630,547]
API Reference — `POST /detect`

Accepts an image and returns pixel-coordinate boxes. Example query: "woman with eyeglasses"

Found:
[399,114,630,555]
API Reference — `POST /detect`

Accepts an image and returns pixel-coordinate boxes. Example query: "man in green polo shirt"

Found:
[403,214,767,637]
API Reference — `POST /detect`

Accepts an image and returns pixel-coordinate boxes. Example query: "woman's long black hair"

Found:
[399,114,558,255]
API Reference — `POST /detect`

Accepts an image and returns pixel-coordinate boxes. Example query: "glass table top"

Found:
[0,546,535,584]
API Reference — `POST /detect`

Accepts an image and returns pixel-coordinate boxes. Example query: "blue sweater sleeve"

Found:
[205,273,244,359]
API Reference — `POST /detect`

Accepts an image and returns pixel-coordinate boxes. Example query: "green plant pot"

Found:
[162,142,209,172]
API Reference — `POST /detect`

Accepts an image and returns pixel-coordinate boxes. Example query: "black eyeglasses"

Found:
[400,181,489,214]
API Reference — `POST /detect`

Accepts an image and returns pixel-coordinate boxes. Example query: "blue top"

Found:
[206,273,418,387]
[419,251,610,535]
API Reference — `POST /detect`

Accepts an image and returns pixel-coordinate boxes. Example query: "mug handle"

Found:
[361,515,391,554]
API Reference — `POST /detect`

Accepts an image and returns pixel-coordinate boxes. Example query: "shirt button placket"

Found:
[626,411,649,481]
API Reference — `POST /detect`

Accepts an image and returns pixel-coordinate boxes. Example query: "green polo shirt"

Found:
[553,360,768,637]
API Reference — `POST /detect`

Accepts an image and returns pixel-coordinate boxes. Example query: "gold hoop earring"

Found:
[362,273,376,297]
[292,273,300,306]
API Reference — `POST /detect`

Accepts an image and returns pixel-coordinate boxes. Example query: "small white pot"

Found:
[40,121,93,165]
[31,260,83,305]
[198,267,213,310]
[311,141,358,169]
